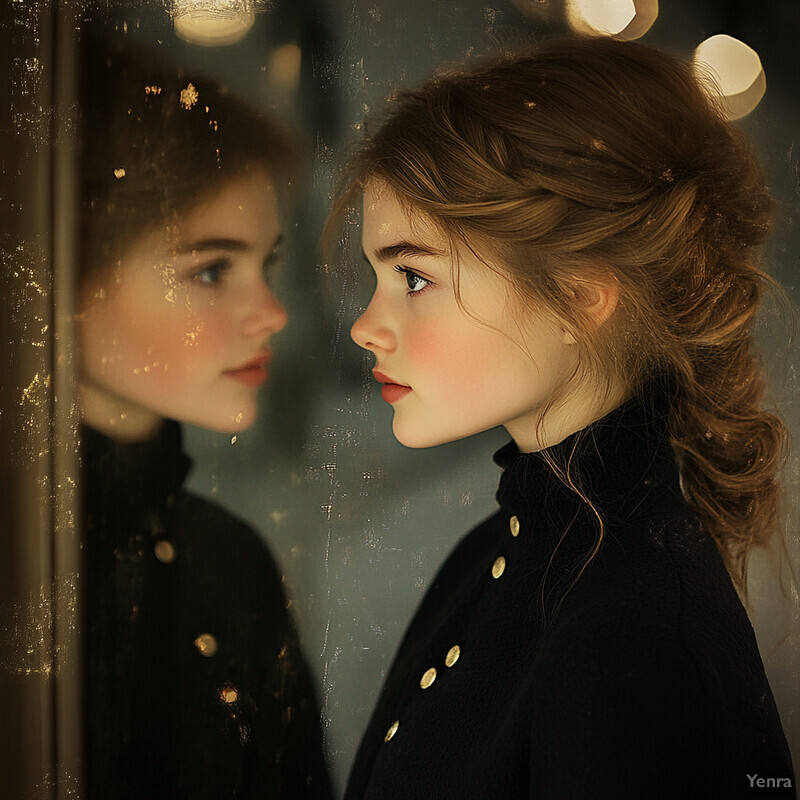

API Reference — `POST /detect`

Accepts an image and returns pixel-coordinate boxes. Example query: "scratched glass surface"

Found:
[4,1,799,795]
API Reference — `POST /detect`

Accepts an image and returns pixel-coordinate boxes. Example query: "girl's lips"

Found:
[225,355,270,387]
[380,383,411,403]
[373,369,411,404]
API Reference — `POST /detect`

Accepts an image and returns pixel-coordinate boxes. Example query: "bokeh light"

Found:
[267,43,302,92]
[693,34,766,120]
[565,0,658,40]
[172,0,255,47]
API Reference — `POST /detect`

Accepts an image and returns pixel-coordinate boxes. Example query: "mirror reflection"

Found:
[76,33,329,798]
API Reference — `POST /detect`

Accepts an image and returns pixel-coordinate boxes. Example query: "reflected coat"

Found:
[83,422,331,800]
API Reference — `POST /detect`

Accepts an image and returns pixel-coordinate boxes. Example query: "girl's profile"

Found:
[77,37,330,799]
[332,35,795,797]
[79,166,286,439]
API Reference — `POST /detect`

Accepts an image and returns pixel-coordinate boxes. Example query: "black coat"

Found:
[345,394,795,799]
[82,422,331,799]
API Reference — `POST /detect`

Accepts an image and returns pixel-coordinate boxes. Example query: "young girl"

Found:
[333,36,795,797]
[77,38,330,798]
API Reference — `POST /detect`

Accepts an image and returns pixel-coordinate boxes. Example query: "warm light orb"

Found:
[568,0,635,35]
[267,43,302,92]
[172,0,255,47]
[693,34,766,120]
[566,0,658,40]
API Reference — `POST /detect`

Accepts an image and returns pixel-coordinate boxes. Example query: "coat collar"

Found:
[81,420,192,522]
[494,387,681,530]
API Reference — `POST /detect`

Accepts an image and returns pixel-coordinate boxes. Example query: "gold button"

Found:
[420,667,437,689]
[154,540,176,563]
[384,720,400,742]
[509,515,520,537]
[220,686,239,704]
[491,556,506,579]
[445,645,461,667]
[194,633,218,657]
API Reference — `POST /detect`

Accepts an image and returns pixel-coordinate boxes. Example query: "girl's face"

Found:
[78,167,288,440]
[352,182,582,452]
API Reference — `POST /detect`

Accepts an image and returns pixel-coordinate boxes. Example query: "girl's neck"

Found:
[79,382,164,444]
[504,372,630,453]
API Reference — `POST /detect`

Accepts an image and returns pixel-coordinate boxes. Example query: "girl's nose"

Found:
[243,281,288,339]
[350,296,396,353]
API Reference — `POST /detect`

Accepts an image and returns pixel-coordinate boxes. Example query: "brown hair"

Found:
[328,35,788,592]
[79,36,294,282]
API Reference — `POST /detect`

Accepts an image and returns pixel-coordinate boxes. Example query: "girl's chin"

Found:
[223,414,257,433]
[392,422,454,450]
[188,407,258,434]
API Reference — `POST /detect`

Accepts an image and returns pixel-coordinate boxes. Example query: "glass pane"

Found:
[74,4,331,797]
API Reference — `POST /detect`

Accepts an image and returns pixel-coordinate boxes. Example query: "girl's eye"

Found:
[394,265,432,295]
[191,259,230,286]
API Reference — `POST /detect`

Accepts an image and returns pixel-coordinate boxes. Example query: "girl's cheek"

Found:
[404,319,449,373]
[179,310,228,358]
[405,318,497,386]
[162,302,226,350]
[108,308,223,384]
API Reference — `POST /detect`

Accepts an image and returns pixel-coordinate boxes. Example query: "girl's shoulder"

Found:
[531,492,787,753]
[176,489,287,596]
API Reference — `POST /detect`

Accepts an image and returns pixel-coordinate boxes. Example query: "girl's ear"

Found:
[560,275,620,345]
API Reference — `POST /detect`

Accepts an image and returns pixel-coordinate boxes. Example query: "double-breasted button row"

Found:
[418,643,462,690]
[491,516,522,579]
[385,518,523,744]
[385,643,463,743]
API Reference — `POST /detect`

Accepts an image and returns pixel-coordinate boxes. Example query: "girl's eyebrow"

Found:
[369,240,446,262]
[176,233,284,255]
[177,237,250,254]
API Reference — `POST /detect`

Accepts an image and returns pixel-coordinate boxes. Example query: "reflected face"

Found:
[352,182,579,451]
[78,167,288,439]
